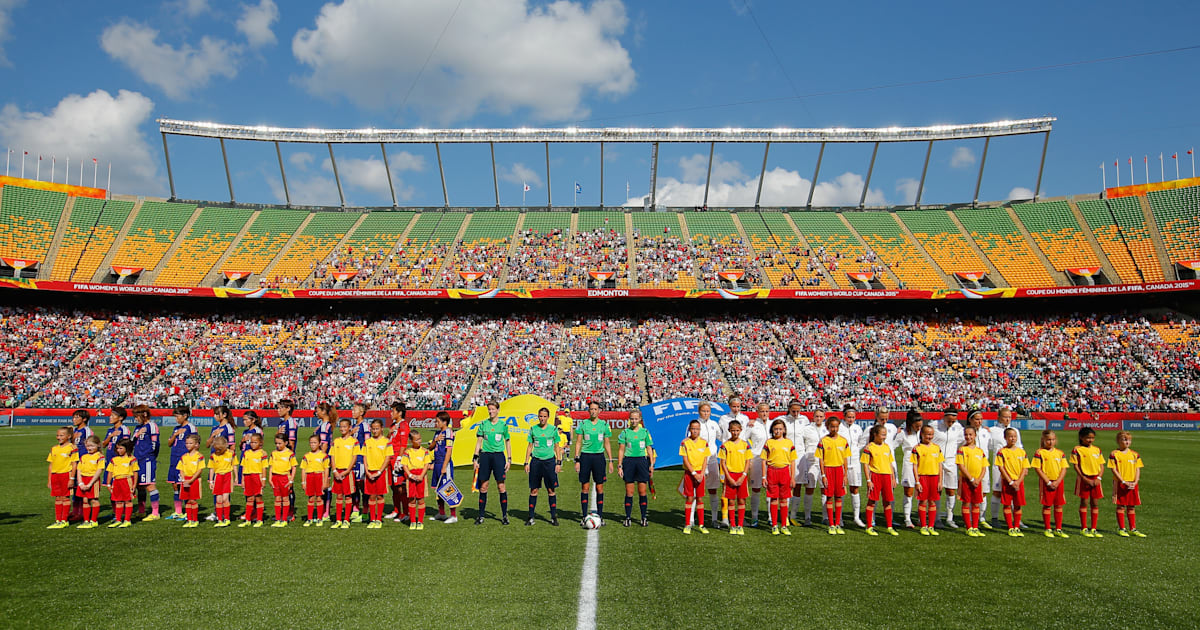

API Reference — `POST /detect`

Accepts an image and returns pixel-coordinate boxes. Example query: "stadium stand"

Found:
[110,201,196,271]
[1076,198,1165,283]
[684,211,764,288]
[954,207,1056,287]
[467,316,563,407]
[440,211,517,289]
[266,212,360,288]
[382,314,494,409]
[844,211,944,289]
[382,212,465,289]
[572,211,629,288]
[507,212,572,290]
[1011,201,1102,272]
[633,212,695,289]
[638,317,724,402]
[49,198,134,281]
[221,208,309,276]
[557,318,641,410]
[1147,186,1200,264]
[789,211,894,288]
[0,185,67,262]
[705,316,816,407]
[896,209,990,279]
[0,307,98,408]
[154,208,253,286]
[738,212,824,287]
[313,211,413,288]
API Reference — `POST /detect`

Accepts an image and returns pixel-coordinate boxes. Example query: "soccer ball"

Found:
[582,513,602,529]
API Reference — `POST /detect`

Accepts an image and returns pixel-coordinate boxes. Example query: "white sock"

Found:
[851,493,861,519]
[750,493,760,521]
[990,496,1000,521]
[946,495,957,520]
[903,495,913,522]
[980,496,988,519]
[803,494,813,521]
[710,493,719,523]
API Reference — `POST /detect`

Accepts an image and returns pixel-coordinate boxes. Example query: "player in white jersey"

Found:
[717,395,750,528]
[930,409,964,528]
[866,405,897,528]
[896,410,925,529]
[792,408,824,526]
[740,402,770,527]
[840,404,868,528]
[987,407,1023,527]
[692,403,723,527]
[966,410,991,527]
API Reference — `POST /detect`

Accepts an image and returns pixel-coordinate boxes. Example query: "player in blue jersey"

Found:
[205,405,237,521]
[101,407,131,483]
[69,409,93,521]
[313,403,334,521]
[130,404,160,520]
[430,411,457,523]
[276,399,299,520]
[351,402,370,522]
[166,405,197,521]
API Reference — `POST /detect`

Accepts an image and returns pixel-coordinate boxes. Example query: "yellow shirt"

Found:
[362,436,392,472]
[816,435,851,468]
[862,442,895,475]
[995,447,1029,481]
[209,450,238,475]
[47,444,79,473]
[762,438,797,468]
[1070,445,1105,476]
[242,448,269,475]
[1107,449,1143,482]
[910,443,944,476]
[718,439,751,474]
[955,445,988,480]
[106,455,139,479]
[330,436,359,469]
[176,451,206,479]
[77,452,105,477]
[1031,447,1067,480]
[679,438,710,473]
[301,451,329,474]
[401,447,433,475]
[269,449,296,475]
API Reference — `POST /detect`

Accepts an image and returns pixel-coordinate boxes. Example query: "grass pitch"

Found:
[1,428,1197,629]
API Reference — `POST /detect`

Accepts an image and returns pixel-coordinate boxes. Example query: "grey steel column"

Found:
[755,142,771,208]
[435,142,448,208]
[380,143,397,208]
[220,138,235,203]
[545,142,552,209]
[914,140,933,208]
[649,142,659,209]
[806,142,824,208]
[489,142,500,209]
[161,132,176,200]
[599,142,605,208]
[973,137,991,207]
[702,142,715,208]
[328,142,345,208]
[858,141,880,209]
[1034,131,1050,201]
[275,141,291,208]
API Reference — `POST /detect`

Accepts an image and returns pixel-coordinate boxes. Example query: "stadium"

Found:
[2,3,1199,629]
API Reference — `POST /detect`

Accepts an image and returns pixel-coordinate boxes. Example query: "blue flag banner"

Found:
[638,397,729,468]
[437,475,464,507]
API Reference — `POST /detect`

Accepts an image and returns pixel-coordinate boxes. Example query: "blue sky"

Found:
[1,0,1197,208]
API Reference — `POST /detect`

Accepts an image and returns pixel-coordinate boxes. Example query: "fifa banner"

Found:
[450,394,558,467]
[638,398,730,468]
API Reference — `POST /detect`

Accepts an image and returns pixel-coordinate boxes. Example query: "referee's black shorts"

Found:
[622,456,651,483]
[577,452,606,484]
[476,451,507,488]
[528,456,558,490]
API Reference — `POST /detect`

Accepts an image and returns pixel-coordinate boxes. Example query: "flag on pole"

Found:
[575,182,582,194]
[523,182,531,192]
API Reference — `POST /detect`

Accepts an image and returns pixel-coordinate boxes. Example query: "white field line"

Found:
[576,528,599,630]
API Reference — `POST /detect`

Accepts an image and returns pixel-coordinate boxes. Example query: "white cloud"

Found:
[101,20,241,99]
[267,171,341,207]
[499,162,542,188]
[950,146,975,169]
[895,178,920,205]
[338,155,420,201]
[271,152,423,206]
[181,0,210,17]
[1007,186,1034,200]
[288,151,315,170]
[625,154,885,207]
[0,0,22,67]
[0,89,161,195]
[292,0,635,121]
[237,0,279,47]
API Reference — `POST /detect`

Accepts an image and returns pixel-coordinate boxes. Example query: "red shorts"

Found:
[1075,475,1104,499]
[959,478,984,504]
[76,475,98,500]
[723,473,749,500]
[180,480,201,501]
[765,467,791,499]
[917,474,940,502]
[332,469,355,495]
[406,477,426,499]
[243,474,263,497]
[305,472,325,497]
[1000,480,1026,506]
[364,470,387,495]
[1039,482,1066,506]
[682,472,704,498]
[867,472,894,502]
[1114,482,1141,507]
[212,472,232,496]
[50,472,71,497]
[110,477,133,502]
[270,473,292,497]
[823,466,846,498]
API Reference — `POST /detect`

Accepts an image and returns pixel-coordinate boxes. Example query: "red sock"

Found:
[256,503,264,522]
[918,505,927,527]
[1128,511,1136,529]
[697,502,704,526]
[451,507,457,517]
[127,505,134,521]
[884,505,893,528]
[189,505,198,522]
[865,505,875,525]
[307,503,314,520]
[1116,511,1125,529]
[834,501,843,525]
[684,502,692,526]
[275,504,282,521]
[1090,508,1099,530]
[1043,509,1052,530]
[1003,507,1014,529]
[419,506,426,523]
[826,502,834,525]
[1054,509,1063,530]
[738,506,745,528]
[1079,506,1088,529]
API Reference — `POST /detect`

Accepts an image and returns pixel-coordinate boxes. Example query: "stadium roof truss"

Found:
[158,117,1054,210]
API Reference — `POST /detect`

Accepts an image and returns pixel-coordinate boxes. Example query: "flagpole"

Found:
[1192,148,1196,178]
[36,156,40,181]
[4,148,8,177]
[1176,154,1180,180]
[51,156,55,183]
[1160,153,1165,182]
[20,150,25,179]
[1115,161,1120,188]
[1129,157,1134,186]
[1144,156,1148,186]
[107,162,112,197]
[93,159,98,188]
[1100,163,1106,191]
[65,157,69,185]
[79,159,84,186]
[522,182,526,206]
